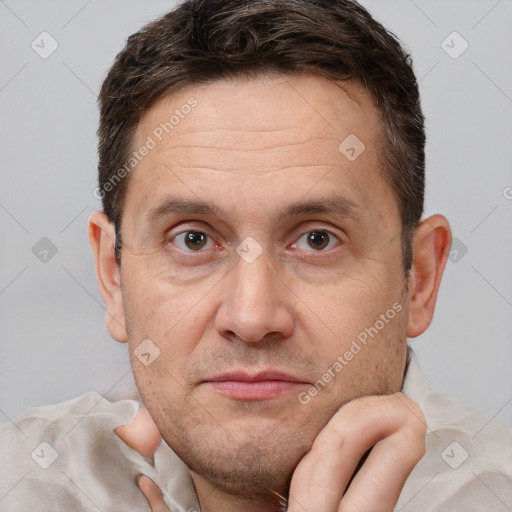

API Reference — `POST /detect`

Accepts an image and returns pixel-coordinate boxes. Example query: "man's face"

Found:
[118,74,410,497]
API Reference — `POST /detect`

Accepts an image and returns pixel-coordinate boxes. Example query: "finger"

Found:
[338,395,426,511]
[288,396,401,512]
[116,408,161,456]
[137,475,169,512]
[287,393,426,512]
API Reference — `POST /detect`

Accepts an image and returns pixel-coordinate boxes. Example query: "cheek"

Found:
[300,302,408,406]
[121,264,219,394]
[292,258,407,381]
[296,261,403,334]
[121,254,210,336]
[126,306,211,430]
[126,296,211,370]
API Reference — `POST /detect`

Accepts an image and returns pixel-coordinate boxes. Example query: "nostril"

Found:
[225,331,283,344]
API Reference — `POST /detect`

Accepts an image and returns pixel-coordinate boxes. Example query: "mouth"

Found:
[202,371,310,401]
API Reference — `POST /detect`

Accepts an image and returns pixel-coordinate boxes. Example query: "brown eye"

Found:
[306,231,330,250]
[173,231,213,251]
[184,231,208,250]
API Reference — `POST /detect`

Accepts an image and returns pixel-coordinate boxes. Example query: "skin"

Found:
[90,73,451,511]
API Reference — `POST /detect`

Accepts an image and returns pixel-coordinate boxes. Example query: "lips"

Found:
[202,371,309,400]
[206,371,304,383]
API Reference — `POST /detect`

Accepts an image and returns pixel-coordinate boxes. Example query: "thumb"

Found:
[116,408,161,457]
[137,475,170,512]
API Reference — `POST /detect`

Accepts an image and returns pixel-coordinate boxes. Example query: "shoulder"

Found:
[400,393,512,511]
[2,391,138,429]
[400,352,512,511]
[0,392,150,511]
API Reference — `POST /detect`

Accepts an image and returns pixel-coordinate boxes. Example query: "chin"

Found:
[164,420,313,504]
[186,445,300,505]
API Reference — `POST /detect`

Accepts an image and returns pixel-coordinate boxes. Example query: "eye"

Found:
[173,231,214,251]
[292,230,339,251]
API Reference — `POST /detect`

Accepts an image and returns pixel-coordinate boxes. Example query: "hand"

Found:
[116,409,168,512]
[286,393,427,512]
[116,394,426,512]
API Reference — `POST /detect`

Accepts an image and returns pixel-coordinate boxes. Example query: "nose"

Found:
[214,254,294,344]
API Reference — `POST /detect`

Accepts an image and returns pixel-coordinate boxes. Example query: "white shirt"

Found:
[1,349,511,511]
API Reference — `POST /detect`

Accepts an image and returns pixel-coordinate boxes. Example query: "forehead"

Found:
[123,73,396,233]
[135,73,379,150]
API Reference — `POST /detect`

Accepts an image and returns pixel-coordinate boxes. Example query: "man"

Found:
[1,0,511,511]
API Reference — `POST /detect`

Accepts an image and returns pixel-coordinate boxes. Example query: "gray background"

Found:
[1,0,511,427]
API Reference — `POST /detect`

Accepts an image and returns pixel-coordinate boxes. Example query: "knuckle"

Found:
[394,393,427,431]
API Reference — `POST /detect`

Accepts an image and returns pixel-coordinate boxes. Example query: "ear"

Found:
[88,211,128,343]
[406,214,452,338]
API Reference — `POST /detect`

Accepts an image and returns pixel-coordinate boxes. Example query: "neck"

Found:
[191,472,287,512]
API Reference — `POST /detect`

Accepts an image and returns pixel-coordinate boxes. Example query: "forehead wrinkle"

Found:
[173,163,335,175]
[167,126,298,136]
[159,136,338,154]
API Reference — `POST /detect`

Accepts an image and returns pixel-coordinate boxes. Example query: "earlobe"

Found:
[88,211,128,343]
[406,214,452,338]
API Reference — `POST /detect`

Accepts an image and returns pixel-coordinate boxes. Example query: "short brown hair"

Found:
[97,0,425,271]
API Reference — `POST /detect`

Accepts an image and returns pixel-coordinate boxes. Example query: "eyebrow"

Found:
[145,198,224,224]
[144,194,365,226]
[281,196,364,223]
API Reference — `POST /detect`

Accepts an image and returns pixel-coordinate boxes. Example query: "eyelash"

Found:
[172,231,217,252]
[290,231,340,252]
[166,228,342,255]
